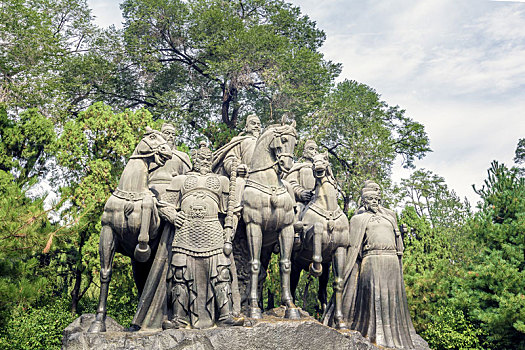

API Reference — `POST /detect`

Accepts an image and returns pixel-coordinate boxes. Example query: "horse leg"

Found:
[318,262,330,314]
[88,225,116,333]
[246,222,263,319]
[279,224,301,319]
[333,246,348,329]
[308,222,323,277]
[134,195,153,262]
[290,260,302,304]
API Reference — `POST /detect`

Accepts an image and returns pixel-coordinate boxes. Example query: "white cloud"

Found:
[290,0,525,205]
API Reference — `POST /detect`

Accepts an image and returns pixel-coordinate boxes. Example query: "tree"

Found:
[53,102,155,313]
[0,0,96,113]
[304,80,431,211]
[452,161,525,349]
[87,0,341,144]
[514,138,525,165]
[400,168,470,228]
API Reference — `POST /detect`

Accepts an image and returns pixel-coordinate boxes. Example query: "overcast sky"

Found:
[87,0,525,205]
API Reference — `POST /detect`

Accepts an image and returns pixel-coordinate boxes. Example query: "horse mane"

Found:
[261,123,298,138]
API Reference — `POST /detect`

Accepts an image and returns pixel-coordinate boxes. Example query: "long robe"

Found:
[323,207,415,349]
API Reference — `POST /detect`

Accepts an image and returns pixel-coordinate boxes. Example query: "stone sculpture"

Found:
[158,142,244,329]
[129,123,192,331]
[323,181,416,348]
[284,139,318,207]
[242,120,299,319]
[290,152,350,329]
[88,128,172,333]
[149,123,192,197]
[212,114,261,177]
[211,115,262,312]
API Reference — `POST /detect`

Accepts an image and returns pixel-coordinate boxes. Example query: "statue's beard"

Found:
[366,203,379,213]
[194,163,211,175]
[251,130,260,138]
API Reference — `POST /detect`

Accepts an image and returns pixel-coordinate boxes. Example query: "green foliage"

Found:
[456,161,525,349]
[421,306,484,350]
[514,138,525,165]
[0,0,96,110]
[113,0,340,135]
[400,168,470,228]
[51,102,155,314]
[0,299,74,350]
[0,104,56,184]
[304,80,430,210]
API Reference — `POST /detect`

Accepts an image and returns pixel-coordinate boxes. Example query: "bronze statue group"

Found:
[87,115,416,349]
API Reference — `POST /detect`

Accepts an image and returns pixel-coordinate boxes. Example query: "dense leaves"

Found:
[304,80,430,211]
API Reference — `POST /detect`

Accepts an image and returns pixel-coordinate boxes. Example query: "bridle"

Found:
[249,128,297,175]
[129,132,168,159]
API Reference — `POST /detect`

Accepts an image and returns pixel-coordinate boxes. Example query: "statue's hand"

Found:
[300,190,313,202]
[174,211,186,229]
[158,202,177,224]
[236,163,248,177]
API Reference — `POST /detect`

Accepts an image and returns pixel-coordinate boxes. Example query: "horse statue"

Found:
[242,120,300,319]
[290,152,350,329]
[88,128,172,333]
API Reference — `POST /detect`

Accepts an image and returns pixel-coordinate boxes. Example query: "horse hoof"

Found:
[284,307,301,320]
[249,307,263,319]
[309,262,322,277]
[335,321,349,330]
[126,324,141,332]
[87,320,106,333]
[134,244,151,262]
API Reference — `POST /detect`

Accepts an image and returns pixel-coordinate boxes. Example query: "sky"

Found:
[86,0,525,205]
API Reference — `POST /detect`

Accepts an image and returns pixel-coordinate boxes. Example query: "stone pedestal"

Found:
[62,310,430,350]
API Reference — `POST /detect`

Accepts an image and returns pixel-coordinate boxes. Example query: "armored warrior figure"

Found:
[212,114,261,177]
[149,123,192,197]
[160,142,244,329]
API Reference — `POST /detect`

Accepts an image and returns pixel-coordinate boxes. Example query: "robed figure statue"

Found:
[323,181,416,349]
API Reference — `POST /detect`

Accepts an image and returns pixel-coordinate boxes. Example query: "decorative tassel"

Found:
[328,219,335,232]
[270,193,278,207]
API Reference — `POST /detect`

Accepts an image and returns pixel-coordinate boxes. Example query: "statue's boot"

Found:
[162,317,188,330]
[292,221,304,250]
[216,281,244,327]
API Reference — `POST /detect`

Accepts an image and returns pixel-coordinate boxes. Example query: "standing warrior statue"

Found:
[159,142,244,329]
[323,181,416,348]
[284,139,318,248]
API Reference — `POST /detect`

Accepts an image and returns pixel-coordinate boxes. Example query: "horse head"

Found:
[267,120,297,173]
[131,127,172,169]
[312,151,330,179]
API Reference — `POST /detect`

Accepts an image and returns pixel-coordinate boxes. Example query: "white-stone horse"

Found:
[242,121,300,319]
[290,152,350,329]
[89,128,172,332]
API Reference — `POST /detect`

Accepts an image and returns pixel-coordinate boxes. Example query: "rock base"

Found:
[62,310,430,350]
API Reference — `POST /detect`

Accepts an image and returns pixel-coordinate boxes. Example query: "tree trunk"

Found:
[343,195,350,214]
[70,230,87,314]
